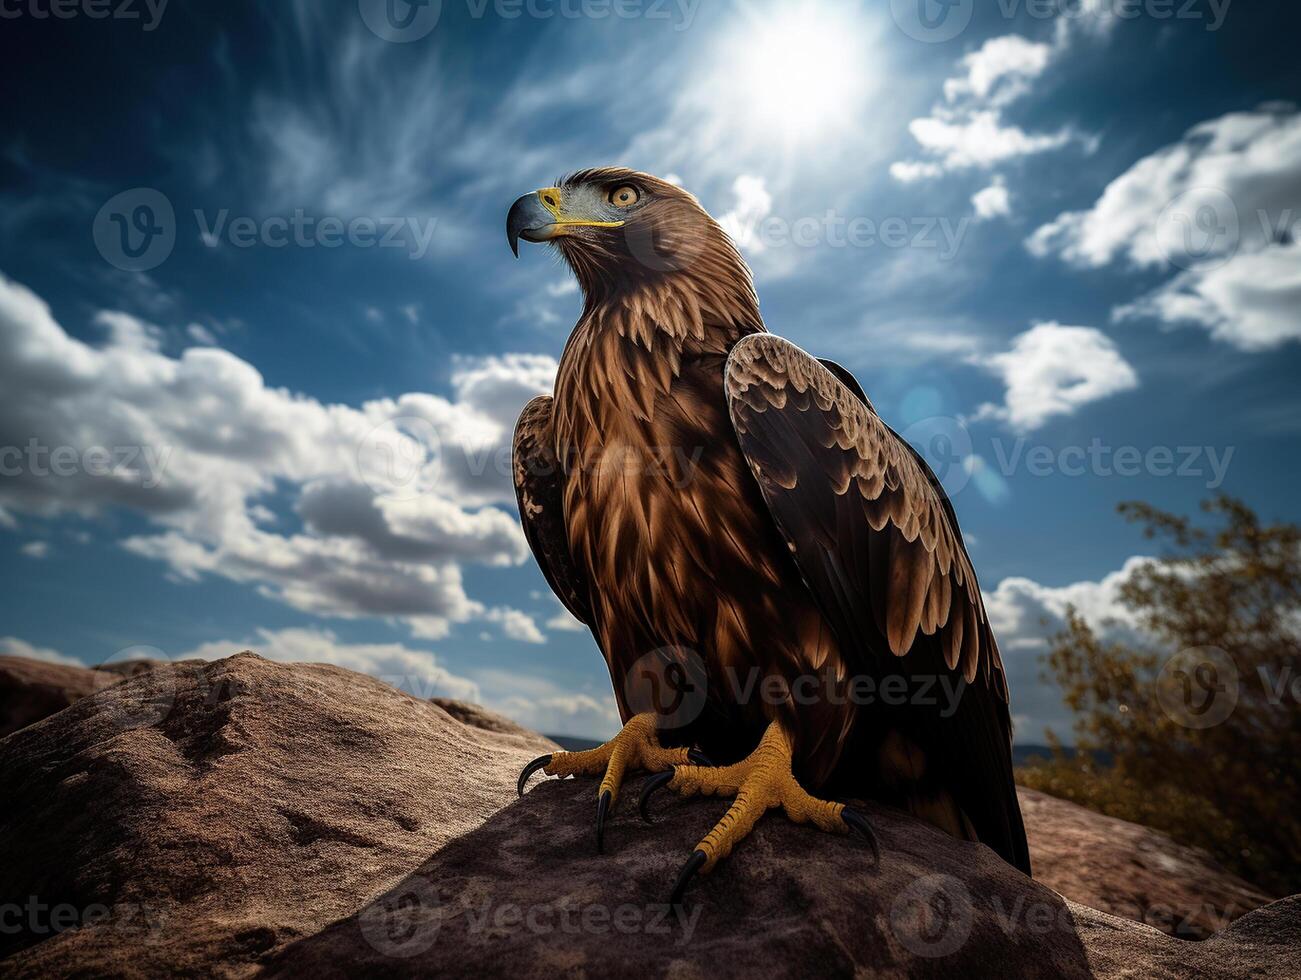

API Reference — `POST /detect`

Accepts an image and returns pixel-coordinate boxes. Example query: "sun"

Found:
[721,2,876,145]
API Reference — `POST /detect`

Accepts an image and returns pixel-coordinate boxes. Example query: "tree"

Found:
[1018,496,1301,895]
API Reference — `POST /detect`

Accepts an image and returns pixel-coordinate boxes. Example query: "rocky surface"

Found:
[1020,787,1272,939]
[0,653,555,977]
[0,652,1293,977]
[0,655,113,737]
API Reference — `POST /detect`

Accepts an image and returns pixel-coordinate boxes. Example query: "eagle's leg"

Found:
[516,712,708,853]
[640,720,878,904]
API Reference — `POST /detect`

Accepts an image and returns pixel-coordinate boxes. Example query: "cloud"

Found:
[175,626,482,702]
[474,667,621,740]
[545,598,587,634]
[0,636,83,666]
[0,272,555,640]
[1113,241,1301,351]
[943,35,1055,108]
[984,556,1151,742]
[972,178,1012,221]
[1027,106,1301,351]
[484,607,546,645]
[20,541,49,559]
[1027,106,1301,270]
[890,19,1103,182]
[971,322,1139,430]
[717,175,773,254]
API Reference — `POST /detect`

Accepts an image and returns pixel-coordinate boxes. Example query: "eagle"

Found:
[509,169,1030,903]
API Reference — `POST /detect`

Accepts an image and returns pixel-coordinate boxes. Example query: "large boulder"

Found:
[0,655,113,737]
[0,653,555,977]
[0,652,1293,977]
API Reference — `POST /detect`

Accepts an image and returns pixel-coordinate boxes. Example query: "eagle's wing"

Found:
[512,395,592,627]
[725,334,1029,873]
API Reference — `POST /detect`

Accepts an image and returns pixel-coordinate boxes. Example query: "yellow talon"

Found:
[669,721,853,873]
[543,712,691,805]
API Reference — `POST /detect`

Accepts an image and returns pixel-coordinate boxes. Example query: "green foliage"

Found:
[1018,496,1301,894]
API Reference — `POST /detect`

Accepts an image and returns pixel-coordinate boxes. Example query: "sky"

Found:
[0,0,1297,743]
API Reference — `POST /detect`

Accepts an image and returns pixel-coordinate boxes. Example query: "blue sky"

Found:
[0,0,1298,741]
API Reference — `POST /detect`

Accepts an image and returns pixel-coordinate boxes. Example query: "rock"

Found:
[0,653,1294,978]
[0,653,556,977]
[259,776,1297,979]
[0,655,113,738]
[1019,787,1272,939]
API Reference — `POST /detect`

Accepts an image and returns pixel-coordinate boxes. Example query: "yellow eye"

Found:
[609,185,640,208]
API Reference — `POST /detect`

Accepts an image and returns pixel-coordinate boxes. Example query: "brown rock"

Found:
[0,655,113,737]
[1020,786,1272,938]
[0,652,556,977]
[1,652,1293,978]
[264,774,1297,979]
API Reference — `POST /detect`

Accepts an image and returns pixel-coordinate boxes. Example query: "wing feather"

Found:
[512,395,592,627]
[726,335,1030,874]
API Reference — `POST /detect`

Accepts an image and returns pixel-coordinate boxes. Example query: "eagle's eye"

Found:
[609,185,640,208]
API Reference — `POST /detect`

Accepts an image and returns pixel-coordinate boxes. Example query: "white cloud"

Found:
[1113,241,1301,351]
[20,541,49,559]
[972,178,1012,220]
[0,272,555,640]
[1027,107,1301,270]
[971,322,1139,430]
[943,35,1054,107]
[484,606,546,645]
[545,597,587,633]
[891,19,1102,182]
[475,667,620,740]
[1027,106,1301,351]
[717,175,773,254]
[0,636,82,667]
[176,626,482,702]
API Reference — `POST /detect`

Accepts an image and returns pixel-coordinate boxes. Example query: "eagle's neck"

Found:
[553,258,764,452]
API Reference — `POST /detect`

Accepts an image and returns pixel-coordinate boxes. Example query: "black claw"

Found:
[842,807,880,865]
[596,790,612,854]
[670,850,707,907]
[638,770,676,824]
[517,754,552,797]
[687,748,714,766]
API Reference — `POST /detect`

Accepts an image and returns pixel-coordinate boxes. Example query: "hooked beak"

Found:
[506,186,625,257]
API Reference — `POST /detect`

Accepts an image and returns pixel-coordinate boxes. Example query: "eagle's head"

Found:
[507,168,752,307]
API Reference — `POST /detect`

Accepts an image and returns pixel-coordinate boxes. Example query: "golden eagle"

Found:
[509,169,1030,902]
